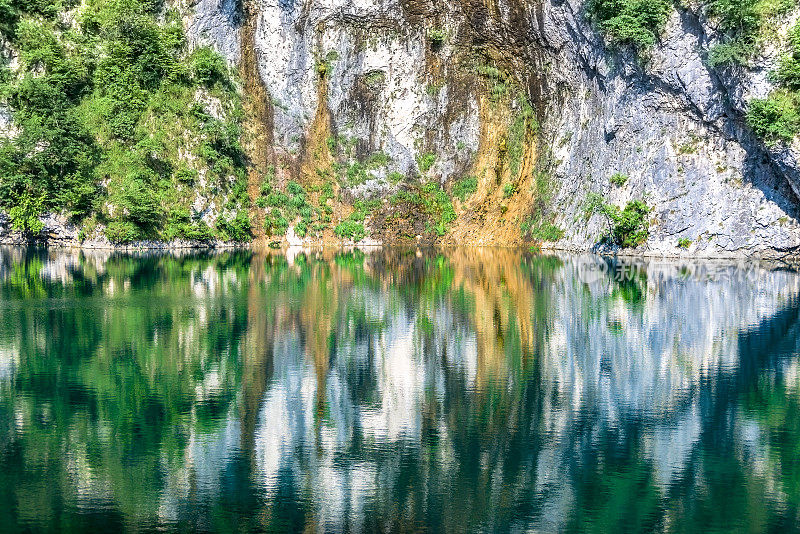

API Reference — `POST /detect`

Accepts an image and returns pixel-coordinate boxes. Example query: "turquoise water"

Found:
[0,247,799,532]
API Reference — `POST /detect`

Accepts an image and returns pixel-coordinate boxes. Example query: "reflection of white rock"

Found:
[531,259,800,528]
[285,244,305,264]
[543,259,800,419]
[189,414,241,495]
[157,414,243,523]
[286,227,304,247]
[251,256,800,530]
[3,248,799,529]
[252,286,476,530]
[66,439,115,509]
[254,335,319,499]
[359,318,424,442]
[0,344,18,381]
[646,406,702,489]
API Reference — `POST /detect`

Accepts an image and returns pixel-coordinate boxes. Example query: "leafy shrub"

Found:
[351,198,380,220]
[452,176,478,201]
[174,167,198,184]
[677,238,692,249]
[334,219,366,242]
[265,209,289,237]
[216,211,251,242]
[420,183,456,235]
[706,0,794,66]
[265,191,289,208]
[105,220,140,243]
[585,194,651,248]
[287,181,305,197]
[184,220,214,241]
[776,22,800,90]
[708,40,755,67]
[428,28,446,46]
[503,183,517,198]
[706,0,760,63]
[119,177,163,230]
[191,47,228,88]
[606,200,651,248]
[587,0,673,51]
[366,152,390,169]
[8,191,44,234]
[345,162,369,186]
[426,83,444,96]
[416,152,437,173]
[707,0,761,36]
[363,70,386,87]
[747,92,800,144]
[736,18,800,144]
[162,205,216,241]
[609,173,628,186]
[389,183,456,236]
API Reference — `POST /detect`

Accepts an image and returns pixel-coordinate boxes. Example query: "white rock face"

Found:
[190,0,800,254]
[539,0,800,257]
[186,0,241,62]
[251,0,478,181]
[0,107,16,138]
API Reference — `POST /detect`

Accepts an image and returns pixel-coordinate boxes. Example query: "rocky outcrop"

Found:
[541,3,800,258]
[0,213,242,250]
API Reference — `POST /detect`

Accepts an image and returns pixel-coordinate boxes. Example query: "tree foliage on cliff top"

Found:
[706,0,795,66]
[0,0,249,242]
[587,0,673,51]
[747,21,800,143]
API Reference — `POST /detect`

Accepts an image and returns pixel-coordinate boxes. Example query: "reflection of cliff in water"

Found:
[0,248,799,530]
[242,251,800,531]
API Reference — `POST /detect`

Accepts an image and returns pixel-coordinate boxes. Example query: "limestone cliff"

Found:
[182,0,800,257]
[2,0,799,256]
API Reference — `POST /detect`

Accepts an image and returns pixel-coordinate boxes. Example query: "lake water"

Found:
[0,247,799,532]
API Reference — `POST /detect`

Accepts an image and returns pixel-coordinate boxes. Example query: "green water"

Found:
[0,247,799,532]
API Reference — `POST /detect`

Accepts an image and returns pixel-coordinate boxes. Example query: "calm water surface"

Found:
[1,247,800,532]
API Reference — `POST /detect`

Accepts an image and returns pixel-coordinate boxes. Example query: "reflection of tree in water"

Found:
[248,252,800,532]
[1,248,800,531]
[0,248,253,529]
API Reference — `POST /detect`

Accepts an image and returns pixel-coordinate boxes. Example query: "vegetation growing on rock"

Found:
[748,21,800,143]
[587,0,673,51]
[585,194,651,248]
[609,173,629,186]
[706,0,795,66]
[0,0,249,242]
[390,183,456,237]
[452,176,478,202]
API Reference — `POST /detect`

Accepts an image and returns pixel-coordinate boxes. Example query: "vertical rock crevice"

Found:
[240,0,274,244]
